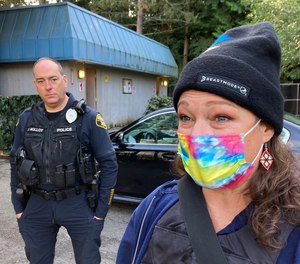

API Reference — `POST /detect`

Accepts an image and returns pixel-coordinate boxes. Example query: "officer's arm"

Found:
[94,152,118,219]
[10,114,27,215]
[85,111,118,219]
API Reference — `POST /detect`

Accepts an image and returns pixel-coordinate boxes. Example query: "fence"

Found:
[281,83,300,117]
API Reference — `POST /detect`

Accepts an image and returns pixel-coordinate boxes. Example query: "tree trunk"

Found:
[183,24,189,67]
[136,0,143,34]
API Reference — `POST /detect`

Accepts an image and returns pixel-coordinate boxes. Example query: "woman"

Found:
[116,22,300,264]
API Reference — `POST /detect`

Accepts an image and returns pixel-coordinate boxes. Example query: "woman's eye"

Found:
[179,115,191,122]
[215,115,230,122]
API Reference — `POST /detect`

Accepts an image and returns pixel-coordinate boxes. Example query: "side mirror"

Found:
[116,132,124,146]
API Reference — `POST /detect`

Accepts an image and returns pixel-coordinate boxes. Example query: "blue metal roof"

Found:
[0,2,178,77]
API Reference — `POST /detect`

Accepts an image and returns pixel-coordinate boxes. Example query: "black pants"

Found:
[17,191,104,264]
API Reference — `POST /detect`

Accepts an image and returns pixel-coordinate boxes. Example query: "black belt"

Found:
[32,186,84,201]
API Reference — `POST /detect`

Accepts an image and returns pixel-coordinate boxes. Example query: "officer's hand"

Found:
[16,213,23,219]
[93,216,103,221]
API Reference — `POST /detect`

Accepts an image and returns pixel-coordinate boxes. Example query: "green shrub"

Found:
[0,95,40,151]
[144,95,173,115]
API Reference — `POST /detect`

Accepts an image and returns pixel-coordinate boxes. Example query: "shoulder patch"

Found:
[96,113,107,129]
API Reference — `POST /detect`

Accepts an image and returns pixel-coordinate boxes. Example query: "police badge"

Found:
[95,113,107,129]
[66,108,77,123]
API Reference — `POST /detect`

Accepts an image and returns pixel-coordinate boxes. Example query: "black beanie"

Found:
[173,22,284,134]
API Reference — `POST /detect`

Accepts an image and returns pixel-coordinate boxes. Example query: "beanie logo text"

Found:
[200,74,250,97]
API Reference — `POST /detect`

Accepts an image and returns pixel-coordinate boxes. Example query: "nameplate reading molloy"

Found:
[27,127,44,133]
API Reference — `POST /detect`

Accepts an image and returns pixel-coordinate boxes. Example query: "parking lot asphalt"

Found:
[0,158,136,264]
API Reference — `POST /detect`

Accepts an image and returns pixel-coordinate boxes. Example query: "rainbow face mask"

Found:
[177,120,262,189]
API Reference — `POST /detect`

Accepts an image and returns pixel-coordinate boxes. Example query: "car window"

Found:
[280,112,299,144]
[279,127,290,144]
[284,112,300,125]
[123,112,178,144]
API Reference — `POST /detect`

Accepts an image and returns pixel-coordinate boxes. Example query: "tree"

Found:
[140,0,250,71]
[89,0,136,30]
[242,0,300,82]
[69,0,91,10]
[0,0,25,7]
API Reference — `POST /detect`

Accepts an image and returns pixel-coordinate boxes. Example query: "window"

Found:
[123,112,178,145]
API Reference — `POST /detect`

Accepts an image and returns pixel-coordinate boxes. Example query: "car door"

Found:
[113,110,178,199]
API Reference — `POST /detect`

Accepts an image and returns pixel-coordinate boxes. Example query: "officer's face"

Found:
[33,59,68,112]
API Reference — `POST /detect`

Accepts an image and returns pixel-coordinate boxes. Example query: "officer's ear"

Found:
[63,74,68,87]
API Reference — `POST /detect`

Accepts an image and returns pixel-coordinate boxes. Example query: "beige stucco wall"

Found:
[0,61,168,128]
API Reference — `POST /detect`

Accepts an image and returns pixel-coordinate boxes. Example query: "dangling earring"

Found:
[260,143,273,170]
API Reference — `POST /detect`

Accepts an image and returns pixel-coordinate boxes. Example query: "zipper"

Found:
[58,140,62,160]
[45,123,52,183]
[132,195,156,264]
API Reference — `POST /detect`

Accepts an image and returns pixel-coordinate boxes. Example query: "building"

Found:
[0,2,178,127]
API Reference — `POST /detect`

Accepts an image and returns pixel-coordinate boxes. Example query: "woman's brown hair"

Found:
[249,135,300,250]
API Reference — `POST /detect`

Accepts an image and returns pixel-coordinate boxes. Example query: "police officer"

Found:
[10,57,118,264]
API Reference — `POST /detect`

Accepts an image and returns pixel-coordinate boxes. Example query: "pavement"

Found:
[0,158,136,264]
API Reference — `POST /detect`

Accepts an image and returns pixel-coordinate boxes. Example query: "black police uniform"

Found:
[10,93,118,264]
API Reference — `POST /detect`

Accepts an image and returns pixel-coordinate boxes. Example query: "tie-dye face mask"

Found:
[177,120,262,189]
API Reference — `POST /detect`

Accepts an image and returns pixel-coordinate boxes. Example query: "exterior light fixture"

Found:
[162,80,168,87]
[78,70,85,79]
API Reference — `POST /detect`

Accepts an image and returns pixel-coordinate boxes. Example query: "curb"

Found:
[0,150,9,160]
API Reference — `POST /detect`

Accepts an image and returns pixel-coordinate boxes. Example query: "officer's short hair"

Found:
[33,57,65,76]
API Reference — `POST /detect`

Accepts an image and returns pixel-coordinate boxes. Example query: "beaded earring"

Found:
[260,143,273,170]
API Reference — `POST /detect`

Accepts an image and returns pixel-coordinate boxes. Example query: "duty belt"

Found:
[32,186,84,201]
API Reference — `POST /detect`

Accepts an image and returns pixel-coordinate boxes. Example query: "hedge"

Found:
[0,95,40,152]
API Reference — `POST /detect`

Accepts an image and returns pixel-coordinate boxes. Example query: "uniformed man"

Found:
[10,57,118,264]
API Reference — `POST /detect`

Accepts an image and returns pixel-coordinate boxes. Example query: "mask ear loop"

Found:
[251,144,264,165]
[244,119,262,137]
[243,119,263,165]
